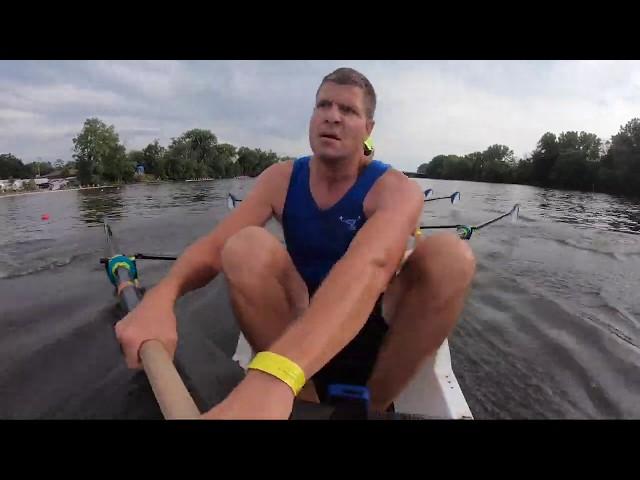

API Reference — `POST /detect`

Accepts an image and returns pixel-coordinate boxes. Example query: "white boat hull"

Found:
[232,332,472,419]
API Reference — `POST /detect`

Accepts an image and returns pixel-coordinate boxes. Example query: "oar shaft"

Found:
[419,204,519,233]
[424,191,460,204]
[139,340,201,419]
[424,196,451,202]
[475,212,510,229]
[475,206,517,229]
[135,253,178,261]
[419,224,460,230]
[103,220,199,420]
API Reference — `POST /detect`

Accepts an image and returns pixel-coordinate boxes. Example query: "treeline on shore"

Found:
[1,118,293,186]
[5,116,639,198]
[418,118,640,197]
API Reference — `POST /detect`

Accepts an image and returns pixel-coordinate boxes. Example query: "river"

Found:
[0,178,638,419]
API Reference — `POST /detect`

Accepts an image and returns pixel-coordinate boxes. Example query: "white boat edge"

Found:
[232,332,473,419]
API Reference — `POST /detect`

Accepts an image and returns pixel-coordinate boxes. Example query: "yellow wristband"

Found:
[247,351,306,396]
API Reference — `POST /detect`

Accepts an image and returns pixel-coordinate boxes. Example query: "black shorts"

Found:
[310,295,389,403]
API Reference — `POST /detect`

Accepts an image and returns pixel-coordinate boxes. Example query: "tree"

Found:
[421,155,447,178]
[483,144,515,164]
[408,118,640,198]
[54,159,65,170]
[184,129,219,177]
[127,150,145,170]
[466,151,485,180]
[164,138,194,180]
[102,143,134,182]
[608,118,640,196]
[163,129,219,180]
[60,160,76,178]
[548,131,601,190]
[481,159,511,183]
[549,150,592,190]
[531,132,559,185]
[141,140,166,177]
[29,161,54,177]
[478,145,515,183]
[442,155,470,180]
[214,143,238,177]
[578,132,602,162]
[224,160,242,178]
[0,153,29,179]
[513,156,534,185]
[72,118,128,185]
[236,147,279,177]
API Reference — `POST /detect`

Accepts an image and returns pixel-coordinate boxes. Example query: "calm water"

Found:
[1,178,639,419]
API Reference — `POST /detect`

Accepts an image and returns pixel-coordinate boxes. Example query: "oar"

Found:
[138,340,201,419]
[134,253,177,261]
[102,220,200,419]
[420,204,519,240]
[474,204,520,229]
[424,190,461,204]
[226,192,516,240]
[228,190,461,207]
[99,253,178,263]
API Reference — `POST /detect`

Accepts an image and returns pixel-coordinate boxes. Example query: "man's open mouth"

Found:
[321,133,341,141]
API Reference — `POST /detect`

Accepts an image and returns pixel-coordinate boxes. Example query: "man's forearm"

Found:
[267,244,399,379]
[150,233,223,303]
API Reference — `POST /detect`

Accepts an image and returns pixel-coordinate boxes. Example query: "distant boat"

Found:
[185,177,215,182]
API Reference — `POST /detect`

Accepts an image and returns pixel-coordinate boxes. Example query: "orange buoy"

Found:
[41,213,50,220]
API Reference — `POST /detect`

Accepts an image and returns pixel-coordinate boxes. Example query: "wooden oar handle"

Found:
[139,340,201,419]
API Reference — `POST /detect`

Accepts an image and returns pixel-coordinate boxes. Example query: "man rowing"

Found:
[115,67,476,419]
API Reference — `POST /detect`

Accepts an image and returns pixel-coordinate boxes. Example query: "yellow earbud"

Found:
[364,136,374,155]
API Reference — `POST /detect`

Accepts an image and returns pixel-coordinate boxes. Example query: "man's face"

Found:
[309,82,374,162]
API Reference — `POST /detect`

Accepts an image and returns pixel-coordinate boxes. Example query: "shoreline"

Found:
[0,185,120,199]
[0,176,254,200]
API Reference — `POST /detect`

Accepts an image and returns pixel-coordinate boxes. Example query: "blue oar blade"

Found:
[450,191,461,204]
[424,188,434,200]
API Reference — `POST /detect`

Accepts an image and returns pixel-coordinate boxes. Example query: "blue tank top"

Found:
[282,156,391,294]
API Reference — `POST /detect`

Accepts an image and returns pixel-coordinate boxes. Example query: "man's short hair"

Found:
[317,67,376,120]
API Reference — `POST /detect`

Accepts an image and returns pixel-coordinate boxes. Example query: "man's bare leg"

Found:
[220,226,319,401]
[367,233,476,412]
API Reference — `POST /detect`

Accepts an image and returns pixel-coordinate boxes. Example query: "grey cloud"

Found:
[0,60,639,172]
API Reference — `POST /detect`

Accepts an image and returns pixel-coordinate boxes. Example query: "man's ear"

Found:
[366,119,375,136]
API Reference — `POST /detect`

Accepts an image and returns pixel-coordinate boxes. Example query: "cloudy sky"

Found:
[1,60,639,172]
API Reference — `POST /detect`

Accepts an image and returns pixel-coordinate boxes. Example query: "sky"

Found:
[1,60,639,172]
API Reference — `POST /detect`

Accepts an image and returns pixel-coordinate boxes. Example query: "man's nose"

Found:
[324,104,341,123]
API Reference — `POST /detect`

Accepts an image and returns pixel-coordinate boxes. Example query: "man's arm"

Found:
[115,162,289,369]
[267,171,424,379]
[151,163,287,304]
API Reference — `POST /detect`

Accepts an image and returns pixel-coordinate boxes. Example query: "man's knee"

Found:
[221,226,282,282]
[410,233,476,287]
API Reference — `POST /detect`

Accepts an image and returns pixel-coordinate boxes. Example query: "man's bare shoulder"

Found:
[364,167,422,217]
[256,159,295,187]
[250,159,296,217]
[376,168,423,202]
[382,168,420,187]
